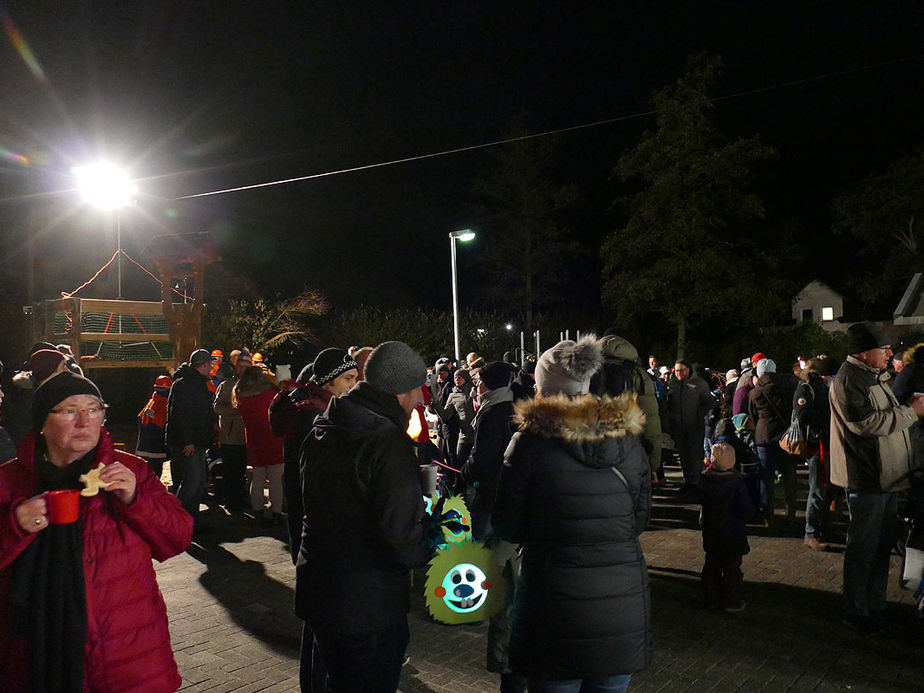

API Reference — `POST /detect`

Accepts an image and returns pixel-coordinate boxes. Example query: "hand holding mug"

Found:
[14,494,48,534]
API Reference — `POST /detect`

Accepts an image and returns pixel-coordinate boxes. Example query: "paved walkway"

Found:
[157,469,923,693]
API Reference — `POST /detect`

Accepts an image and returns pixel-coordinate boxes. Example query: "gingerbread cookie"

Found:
[79,462,111,497]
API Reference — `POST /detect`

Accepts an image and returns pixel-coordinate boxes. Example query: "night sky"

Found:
[2,2,923,316]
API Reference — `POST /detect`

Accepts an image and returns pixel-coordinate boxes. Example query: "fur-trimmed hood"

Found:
[513,392,645,443]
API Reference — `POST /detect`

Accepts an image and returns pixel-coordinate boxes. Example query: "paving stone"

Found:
[158,476,924,692]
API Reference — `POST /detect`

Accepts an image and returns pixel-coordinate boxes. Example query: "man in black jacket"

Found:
[296,341,434,693]
[165,348,216,524]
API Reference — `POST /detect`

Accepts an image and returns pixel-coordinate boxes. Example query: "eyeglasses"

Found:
[48,404,108,421]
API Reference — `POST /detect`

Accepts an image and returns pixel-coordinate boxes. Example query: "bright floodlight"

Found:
[450,229,475,242]
[505,323,513,331]
[74,162,137,209]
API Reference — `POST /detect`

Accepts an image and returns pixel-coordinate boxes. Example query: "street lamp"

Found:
[74,162,137,299]
[449,228,475,364]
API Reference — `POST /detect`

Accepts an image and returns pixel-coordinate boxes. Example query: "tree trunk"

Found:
[676,315,686,361]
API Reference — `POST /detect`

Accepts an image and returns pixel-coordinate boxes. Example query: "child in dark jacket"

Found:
[700,442,755,612]
[136,374,172,480]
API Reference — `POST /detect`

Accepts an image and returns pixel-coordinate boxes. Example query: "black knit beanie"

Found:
[32,372,104,431]
[476,361,512,391]
[312,348,359,385]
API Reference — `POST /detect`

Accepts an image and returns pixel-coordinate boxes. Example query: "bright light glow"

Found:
[73,163,137,209]
[822,306,834,321]
[505,323,513,331]
[450,229,475,242]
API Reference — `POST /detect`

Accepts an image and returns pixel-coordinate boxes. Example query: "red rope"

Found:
[61,250,118,298]
[431,458,462,474]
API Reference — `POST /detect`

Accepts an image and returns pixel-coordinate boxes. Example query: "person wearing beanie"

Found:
[748,354,799,526]
[295,341,434,691]
[665,359,715,493]
[699,442,755,613]
[0,371,192,691]
[510,356,537,402]
[428,359,460,467]
[165,349,217,526]
[445,368,476,471]
[311,348,359,394]
[493,335,651,690]
[461,361,518,538]
[830,323,924,631]
[592,334,663,481]
[271,347,356,573]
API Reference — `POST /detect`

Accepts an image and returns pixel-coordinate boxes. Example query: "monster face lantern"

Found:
[424,495,505,625]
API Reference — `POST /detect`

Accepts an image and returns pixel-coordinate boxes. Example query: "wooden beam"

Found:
[80,359,174,370]
[75,299,167,315]
[81,333,171,342]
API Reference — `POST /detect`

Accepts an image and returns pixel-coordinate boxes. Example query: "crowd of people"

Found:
[0,321,922,692]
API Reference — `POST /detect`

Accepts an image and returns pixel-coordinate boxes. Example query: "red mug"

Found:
[45,489,80,524]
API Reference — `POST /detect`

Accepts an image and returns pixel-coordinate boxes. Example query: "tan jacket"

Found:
[829,356,917,492]
[214,376,246,445]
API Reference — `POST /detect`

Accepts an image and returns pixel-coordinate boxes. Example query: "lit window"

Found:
[822,306,834,321]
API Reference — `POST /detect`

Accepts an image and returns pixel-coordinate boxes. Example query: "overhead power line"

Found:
[176,53,924,201]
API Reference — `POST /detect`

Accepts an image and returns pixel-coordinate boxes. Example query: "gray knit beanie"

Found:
[534,336,603,397]
[364,341,427,395]
[756,358,777,377]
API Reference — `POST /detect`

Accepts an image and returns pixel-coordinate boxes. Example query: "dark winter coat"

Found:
[295,382,434,635]
[460,387,516,512]
[0,429,192,692]
[666,374,713,434]
[493,393,651,681]
[891,356,924,473]
[510,370,536,401]
[793,374,830,448]
[748,373,797,445]
[699,467,754,556]
[165,363,215,448]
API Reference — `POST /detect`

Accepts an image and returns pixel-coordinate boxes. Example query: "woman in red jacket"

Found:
[0,371,193,692]
[233,366,285,521]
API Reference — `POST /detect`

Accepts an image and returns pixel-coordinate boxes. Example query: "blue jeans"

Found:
[804,454,833,539]
[844,491,898,623]
[756,444,797,520]
[313,619,409,693]
[170,446,208,523]
[527,674,632,693]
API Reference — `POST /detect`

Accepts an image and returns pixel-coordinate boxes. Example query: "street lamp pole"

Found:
[74,162,137,300]
[449,229,475,364]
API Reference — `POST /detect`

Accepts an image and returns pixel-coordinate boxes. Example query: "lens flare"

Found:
[1,10,45,80]
[0,147,29,165]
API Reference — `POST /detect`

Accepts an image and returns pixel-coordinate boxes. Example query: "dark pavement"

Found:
[157,466,924,693]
